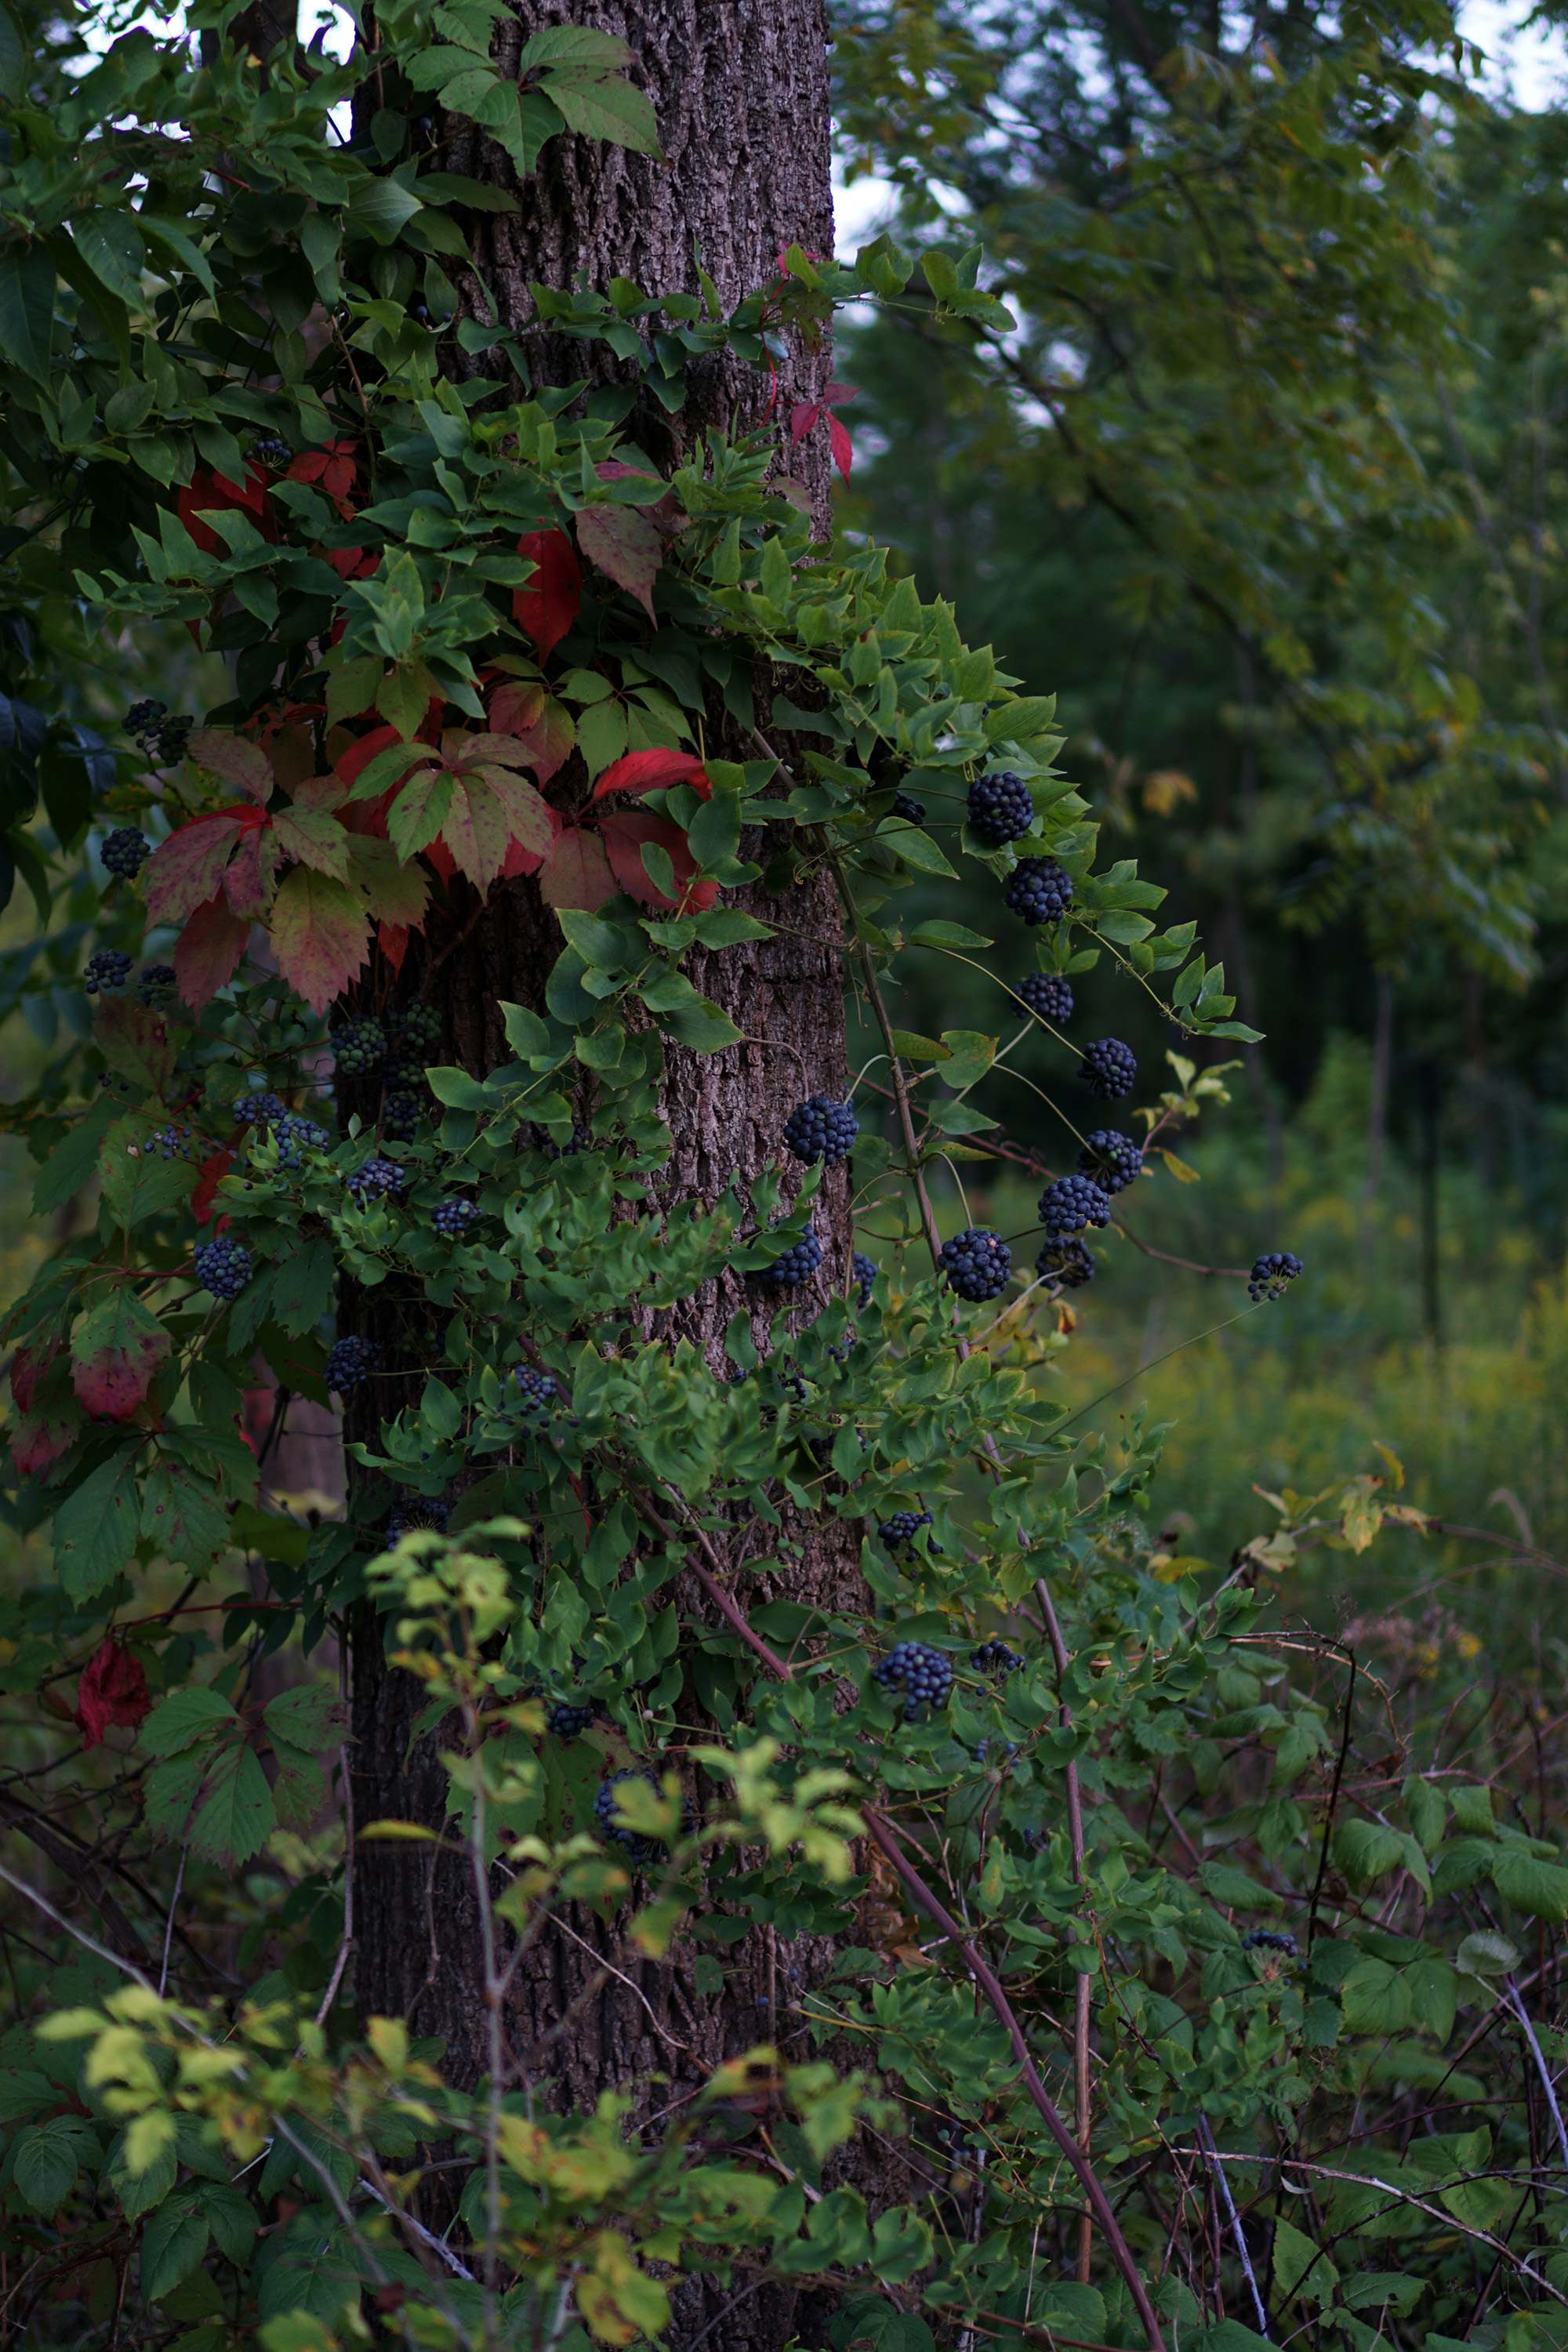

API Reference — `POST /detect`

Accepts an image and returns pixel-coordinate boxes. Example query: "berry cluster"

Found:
[234,1091,285,1126]
[514,1367,559,1417]
[251,436,294,469]
[594,1769,664,1862]
[971,1641,1024,1675]
[872,1642,954,1711]
[1039,1173,1110,1240]
[136,964,176,1006]
[967,771,1034,847]
[878,1509,935,1553]
[1011,971,1073,1025]
[1248,1250,1303,1303]
[1242,1929,1299,1956]
[764,1221,823,1288]
[1078,1129,1142,1195]
[125,702,191,766]
[150,1123,192,1160]
[892,790,926,826]
[395,1000,442,1056]
[331,1014,386,1076]
[1005,858,1073,926]
[273,1116,329,1171]
[1080,1038,1137,1098]
[434,1197,480,1239]
[784,1094,858,1167]
[1036,1237,1096,1289]
[382,1094,423,1143]
[194,1236,252,1301]
[938,1228,1011,1302]
[325,1334,379,1394]
[975,1738,1018,1766]
[547,1700,596,1738]
[346,1156,405,1204]
[84,950,131,995]
[544,1121,592,1159]
[853,1250,877,1312]
[385,1497,449,1542]
[100,827,150,879]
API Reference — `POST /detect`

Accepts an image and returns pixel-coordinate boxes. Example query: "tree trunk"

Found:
[347,12,914,2346]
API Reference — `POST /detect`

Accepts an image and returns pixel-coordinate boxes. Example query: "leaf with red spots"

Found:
[185,731,273,801]
[220,822,278,920]
[174,893,252,1011]
[13,1407,80,1476]
[10,1341,57,1414]
[539,825,617,913]
[70,1286,170,1421]
[95,996,175,1098]
[73,1638,151,1749]
[488,680,576,782]
[143,809,252,926]
[269,866,372,1014]
[193,1147,234,1226]
[577,504,662,619]
[513,528,581,657]
[600,811,720,913]
[589,748,712,804]
[343,833,431,933]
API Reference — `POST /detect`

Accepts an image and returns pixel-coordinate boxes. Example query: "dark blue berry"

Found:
[1005,859,1073,927]
[234,1091,285,1126]
[1080,1039,1136,1099]
[878,1509,935,1553]
[125,699,166,740]
[1039,1174,1110,1241]
[872,1641,953,1713]
[393,1001,441,1056]
[100,828,150,879]
[382,1091,426,1142]
[325,1334,379,1394]
[971,1642,1024,1675]
[273,1116,329,1171]
[760,1220,823,1289]
[331,1015,386,1076]
[594,1767,688,1862]
[1078,1130,1142,1196]
[975,1738,1018,1766]
[154,715,192,765]
[1248,1250,1302,1303]
[938,1228,1011,1303]
[853,1251,877,1312]
[967,771,1034,847]
[193,1236,252,1301]
[783,1095,858,1167]
[1011,972,1073,1025]
[513,1367,559,1417]
[136,964,176,1006]
[433,1198,479,1239]
[1036,1238,1096,1290]
[84,949,132,996]
[543,1122,591,1159]
[346,1156,405,1204]
[251,436,294,468]
[1242,1929,1298,1955]
[385,1497,448,1542]
[891,790,926,826]
[547,1700,596,1738]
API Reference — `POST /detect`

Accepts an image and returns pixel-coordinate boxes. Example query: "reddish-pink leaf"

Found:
[513,528,582,658]
[379,923,409,971]
[74,1638,151,1749]
[576,505,662,620]
[539,825,617,913]
[143,811,249,927]
[269,866,371,1014]
[473,767,558,869]
[829,415,854,483]
[488,681,577,783]
[271,802,351,879]
[600,811,720,913]
[589,748,712,805]
[10,1341,55,1414]
[71,1287,170,1422]
[436,774,512,889]
[175,894,252,1010]
[13,1407,79,1476]
[789,400,822,446]
[186,729,273,801]
[192,1147,234,1225]
[594,461,685,535]
[221,824,276,920]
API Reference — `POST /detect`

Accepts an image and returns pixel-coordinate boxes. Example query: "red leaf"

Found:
[143,809,251,927]
[71,1288,170,1421]
[488,681,577,783]
[600,811,719,913]
[193,1147,234,1225]
[10,1341,55,1414]
[175,894,252,1010]
[325,544,379,583]
[221,824,275,920]
[13,1408,79,1476]
[269,866,372,1014]
[589,748,712,805]
[789,401,822,446]
[829,415,854,484]
[577,505,662,620]
[539,826,617,912]
[176,465,277,557]
[513,528,582,657]
[73,1639,151,1750]
[288,438,360,520]
[379,922,410,971]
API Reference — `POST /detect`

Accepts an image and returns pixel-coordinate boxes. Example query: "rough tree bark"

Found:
[347,10,916,2347]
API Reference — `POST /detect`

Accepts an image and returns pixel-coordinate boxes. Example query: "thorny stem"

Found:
[1506,1982,1568,2183]
[1195,2111,1269,2336]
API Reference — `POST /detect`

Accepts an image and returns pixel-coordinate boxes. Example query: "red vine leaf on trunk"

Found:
[271,801,352,880]
[74,1637,151,1749]
[220,823,278,920]
[487,681,577,782]
[600,810,719,913]
[789,380,858,484]
[143,808,255,926]
[70,1285,171,1421]
[185,730,273,801]
[513,528,582,656]
[176,465,276,557]
[590,748,712,805]
[539,826,617,912]
[193,1147,234,1225]
[269,866,372,1014]
[175,893,252,1010]
[577,504,662,620]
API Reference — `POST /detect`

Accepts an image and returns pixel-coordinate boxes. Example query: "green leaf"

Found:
[1339,1955,1412,2034]
[188,1744,277,1867]
[140,1461,230,1571]
[427,1064,492,1110]
[271,1236,338,1338]
[141,1686,240,1757]
[1490,1846,1568,1922]
[1197,1859,1283,1912]
[1270,2215,1335,2306]
[31,1097,115,1215]
[907,920,993,950]
[655,995,742,1052]
[264,1683,341,1751]
[0,245,56,380]
[53,1450,140,1601]
[9,2117,84,2212]
[344,179,424,245]
[143,2194,210,2303]
[544,71,662,157]
[890,825,956,879]
[200,2180,258,2266]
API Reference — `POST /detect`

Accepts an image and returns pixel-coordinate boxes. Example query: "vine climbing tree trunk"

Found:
[345,9,910,2346]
